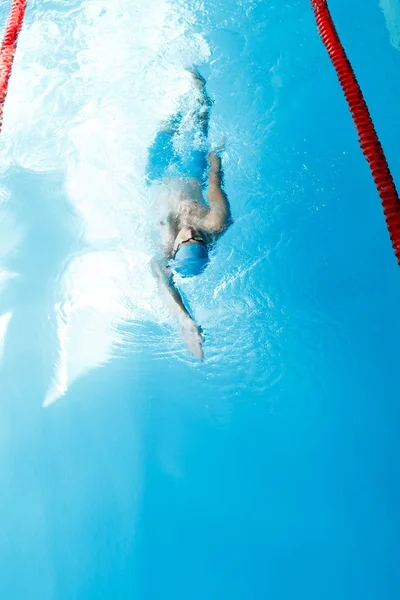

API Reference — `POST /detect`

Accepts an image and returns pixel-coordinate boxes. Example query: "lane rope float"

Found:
[310,0,400,264]
[0,0,28,131]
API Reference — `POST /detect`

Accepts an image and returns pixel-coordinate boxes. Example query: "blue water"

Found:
[0,0,399,598]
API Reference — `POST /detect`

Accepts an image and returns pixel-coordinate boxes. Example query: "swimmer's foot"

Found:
[186,67,212,108]
[186,67,206,90]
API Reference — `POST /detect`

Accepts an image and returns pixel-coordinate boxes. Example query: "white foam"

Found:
[21,0,211,404]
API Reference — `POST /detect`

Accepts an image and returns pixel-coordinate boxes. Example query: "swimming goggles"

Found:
[174,236,206,258]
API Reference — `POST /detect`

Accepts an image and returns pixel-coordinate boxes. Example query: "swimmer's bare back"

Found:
[160,152,230,259]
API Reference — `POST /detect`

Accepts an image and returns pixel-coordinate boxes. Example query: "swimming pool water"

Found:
[0,0,399,598]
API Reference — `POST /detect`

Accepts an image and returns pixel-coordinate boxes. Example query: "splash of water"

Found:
[0,0,210,404]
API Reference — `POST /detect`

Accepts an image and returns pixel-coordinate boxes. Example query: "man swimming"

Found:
[147,69,231,360]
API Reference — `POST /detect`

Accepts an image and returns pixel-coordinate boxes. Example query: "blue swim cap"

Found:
[173,243,209,277]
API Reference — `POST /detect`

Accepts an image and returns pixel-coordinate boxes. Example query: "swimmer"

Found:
[147,69,231,360]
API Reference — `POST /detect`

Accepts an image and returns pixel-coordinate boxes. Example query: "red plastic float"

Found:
[310,0,400,263]
[0,0,27,130]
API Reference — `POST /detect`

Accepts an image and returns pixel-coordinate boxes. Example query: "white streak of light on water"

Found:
[380,0,400,50]
[0,0,210,405]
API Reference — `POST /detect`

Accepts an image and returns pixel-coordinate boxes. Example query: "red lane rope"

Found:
[310,0,400,264]
[0,0,28,131]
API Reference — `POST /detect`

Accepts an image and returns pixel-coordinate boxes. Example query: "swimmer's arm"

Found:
[202,151,231,233]
[151,259,190,320]
[151,259,203,360]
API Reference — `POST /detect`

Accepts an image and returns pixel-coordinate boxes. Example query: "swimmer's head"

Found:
[172,227,209,278]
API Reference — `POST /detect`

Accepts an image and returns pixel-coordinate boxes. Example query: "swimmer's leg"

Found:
[186,67,212,137]
[178,68,212,185]
[146,112,183,184]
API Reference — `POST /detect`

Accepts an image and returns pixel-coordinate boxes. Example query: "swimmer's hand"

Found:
[209,138,225,160]
[208,150,220,172]
[208,140,225,173]
[179,314,204,361]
